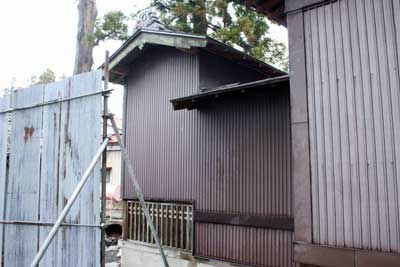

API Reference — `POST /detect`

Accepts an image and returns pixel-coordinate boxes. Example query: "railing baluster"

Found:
[160,204,163,245]
[169,205,173,247]
[186,206,190,250]
[180,206,183,249]
[175,205,178,248]
[128,202,132,240]
[125,201,193,251]
[155,203,158,244]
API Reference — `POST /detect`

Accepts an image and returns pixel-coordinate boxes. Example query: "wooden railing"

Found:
[125,201,193,251]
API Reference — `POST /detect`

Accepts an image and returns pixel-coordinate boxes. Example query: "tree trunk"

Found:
[73,0,97,75]
[192,0,208,34]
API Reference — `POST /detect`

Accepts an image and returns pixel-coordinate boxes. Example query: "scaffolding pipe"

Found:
[30,137,110,267]
[100,50,110,267]
[108,114,170,267]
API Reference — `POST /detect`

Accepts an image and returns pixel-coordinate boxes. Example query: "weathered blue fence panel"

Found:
[0,70,103,266]
[39,79,67,267]
[0,95,10,267]
[57,71,102,267]
[4,85,45,266]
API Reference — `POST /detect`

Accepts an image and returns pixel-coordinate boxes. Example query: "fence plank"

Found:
[4,85,44,266]
[0,95,10,267]
[0,70,102,266]
[39,79,67,266]
[58,70,102,267]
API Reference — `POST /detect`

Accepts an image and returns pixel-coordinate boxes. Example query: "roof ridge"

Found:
[133,9,174,34]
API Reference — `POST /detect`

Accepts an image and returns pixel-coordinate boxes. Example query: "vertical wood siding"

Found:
[124,47,293,266]
[0,71,102,266]
[305,0,400,252]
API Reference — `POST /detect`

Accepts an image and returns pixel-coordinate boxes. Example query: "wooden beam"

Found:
[295,242,400,267]
[294,243,354,267]
[285,0,338,13]
[287,11,312,243]
[194,211,294,231]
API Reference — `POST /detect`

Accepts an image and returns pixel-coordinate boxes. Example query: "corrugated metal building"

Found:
[245,0,400,266]
[107,14,295,267]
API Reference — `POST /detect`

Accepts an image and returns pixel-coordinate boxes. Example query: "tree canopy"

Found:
[30,68,56,85]
[151,0,288,70]
[94,11,129,45]
[93,0,288,71]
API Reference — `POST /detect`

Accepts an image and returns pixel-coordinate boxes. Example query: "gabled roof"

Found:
[105,12,286,84]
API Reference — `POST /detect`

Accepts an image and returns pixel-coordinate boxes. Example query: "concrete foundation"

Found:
[120,241,241,267]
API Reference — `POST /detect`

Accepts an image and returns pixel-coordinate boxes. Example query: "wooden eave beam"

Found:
[109,31,207,74]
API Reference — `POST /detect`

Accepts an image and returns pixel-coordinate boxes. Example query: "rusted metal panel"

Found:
[1,70,102,266]
[123,46,292,265]
[0,95,9,267]
[304,0,400,253]
[196,223,296,267]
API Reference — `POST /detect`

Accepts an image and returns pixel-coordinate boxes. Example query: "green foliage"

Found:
[94,2,288,70]
[94,11,129,45]
[152,0,288,70]
[30,69,56,85]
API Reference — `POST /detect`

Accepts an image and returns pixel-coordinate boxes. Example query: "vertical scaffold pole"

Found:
[108,114,170,267]
[30,137,110,267]
[100,50,110,267]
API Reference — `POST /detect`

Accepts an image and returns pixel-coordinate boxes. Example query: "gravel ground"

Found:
[105,243,121,266]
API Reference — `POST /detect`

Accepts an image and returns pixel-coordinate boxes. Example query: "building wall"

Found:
[123,46,294,266]
[304,0,400,253]
[198,50,266,90]
[196,224,294,267]
[107,144,122,186]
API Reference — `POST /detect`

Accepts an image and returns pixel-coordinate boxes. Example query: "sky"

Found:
[0,0,287,116]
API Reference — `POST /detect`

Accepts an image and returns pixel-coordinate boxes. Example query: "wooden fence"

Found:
[0,70,103,266]
[125,200,193,251]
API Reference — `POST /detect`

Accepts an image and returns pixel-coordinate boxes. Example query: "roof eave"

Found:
[103,30,207,84]
[102,29,286,84]
[170,75,290,110]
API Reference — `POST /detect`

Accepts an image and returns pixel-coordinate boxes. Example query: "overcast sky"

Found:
[0,0,287,116]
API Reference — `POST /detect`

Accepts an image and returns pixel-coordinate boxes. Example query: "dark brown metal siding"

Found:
[124,46,293,266]
[199,50,267,90]
[196,224,295,267]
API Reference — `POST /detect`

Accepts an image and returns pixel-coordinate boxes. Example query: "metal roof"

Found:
[170,75,289,110]
[242,0,286,26]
